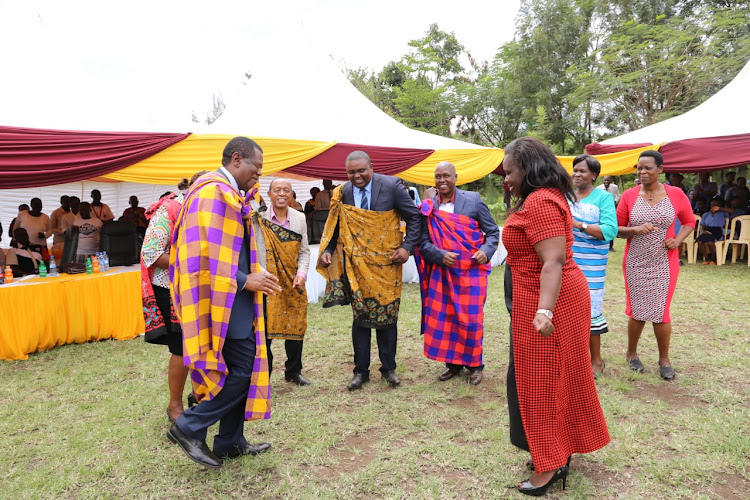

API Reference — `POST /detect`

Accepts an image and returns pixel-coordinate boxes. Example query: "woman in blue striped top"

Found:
[569,155,618,378]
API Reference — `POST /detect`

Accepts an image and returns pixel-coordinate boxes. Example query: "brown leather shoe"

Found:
[468,369,482,385]
[438,366,462,381]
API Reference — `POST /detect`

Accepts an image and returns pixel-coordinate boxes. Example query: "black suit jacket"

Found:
[325,173,422,254]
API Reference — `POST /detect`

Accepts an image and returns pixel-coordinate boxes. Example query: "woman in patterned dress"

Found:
[502,137,610,496]
[569,155,618,378]
[616,150,694,381]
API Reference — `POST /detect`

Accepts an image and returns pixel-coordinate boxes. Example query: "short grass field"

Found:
[2,255,749,499]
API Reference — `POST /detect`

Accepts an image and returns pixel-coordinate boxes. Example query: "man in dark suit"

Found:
[319,150,422,390]
[418,161,499,385]
[168,137,281,468]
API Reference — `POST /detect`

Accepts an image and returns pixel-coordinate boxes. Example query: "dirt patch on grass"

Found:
[712,473,750,499]
[327,433,378,475]
[633,381,709,410]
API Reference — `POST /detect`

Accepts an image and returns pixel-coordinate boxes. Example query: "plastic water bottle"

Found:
[85,257,93,275]
[48,256,58,276]
[4,265,13,284]
[39,261,47,277]
[102,252,110,272]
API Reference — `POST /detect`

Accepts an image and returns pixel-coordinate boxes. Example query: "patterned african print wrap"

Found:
[415,199,491,367]
[141,193,181,343]
[169,171,271,421]
[259,218,308,340]
[316,185,403,328]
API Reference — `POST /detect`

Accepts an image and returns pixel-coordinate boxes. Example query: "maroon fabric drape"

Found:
[587,134,750,172]
[286,143,435,180]
[0,125,190,189]
[585,142,654,155]
[658,134,750,172]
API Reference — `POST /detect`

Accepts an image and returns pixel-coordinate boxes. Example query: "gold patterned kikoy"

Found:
[316,185,403,328]
[259,218,308,340]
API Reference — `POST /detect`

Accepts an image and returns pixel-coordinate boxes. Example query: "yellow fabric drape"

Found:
[102,134,336,185]
[0,268,144,361]
[559,144,664,177]
[398,148,505,185]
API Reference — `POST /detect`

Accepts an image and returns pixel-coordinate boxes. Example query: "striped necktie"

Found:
[360,187,369,210]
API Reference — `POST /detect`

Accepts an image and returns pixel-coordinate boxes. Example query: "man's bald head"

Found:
[268,177,292,191]
[268,177,293,210]
[434,161,458,201]
[435,161,456,175]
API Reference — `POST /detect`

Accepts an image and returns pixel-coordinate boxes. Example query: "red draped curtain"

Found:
[286,143,435,179]
[0,125,190,189]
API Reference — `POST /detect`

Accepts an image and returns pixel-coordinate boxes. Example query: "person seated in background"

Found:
[722,195,746,220]
[718,171,736,199]
[15,198,51,254]
[724,177,749,209]
[121,196,149,228]
[693,198,707,216]
[90,189,115,221]
[696,198,729,265]
[8,203,30,248]
[289,191,304,211]
[691,172,717,211]
[74,202,104,259]
[6,228,43,276]
[665,173,689,196]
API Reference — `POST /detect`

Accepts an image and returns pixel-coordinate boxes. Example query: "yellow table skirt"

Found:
[0,267,145,360]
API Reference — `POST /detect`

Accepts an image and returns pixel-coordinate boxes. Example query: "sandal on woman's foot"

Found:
[593,361,606,379]
[659,365,676,381]
[166,408,176,424]
[627,357,644,373]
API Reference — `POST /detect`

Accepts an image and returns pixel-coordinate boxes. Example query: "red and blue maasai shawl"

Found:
[415,199,491,367]
[169,172,270,421]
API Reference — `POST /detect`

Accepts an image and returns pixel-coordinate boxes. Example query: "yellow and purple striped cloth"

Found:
[169,171,271,421]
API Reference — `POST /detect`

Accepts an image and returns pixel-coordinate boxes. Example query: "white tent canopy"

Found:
[602,59,750,145]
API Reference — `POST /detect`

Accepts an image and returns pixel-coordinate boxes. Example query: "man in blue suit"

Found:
[319,150,422,391]
[417,161,499,385]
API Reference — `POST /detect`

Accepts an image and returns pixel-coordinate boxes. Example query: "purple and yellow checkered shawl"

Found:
[169,171,271,421]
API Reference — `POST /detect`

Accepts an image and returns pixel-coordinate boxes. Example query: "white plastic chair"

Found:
[722,215,750,265]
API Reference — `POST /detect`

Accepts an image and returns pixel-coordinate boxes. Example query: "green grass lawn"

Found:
[2,256,749,499]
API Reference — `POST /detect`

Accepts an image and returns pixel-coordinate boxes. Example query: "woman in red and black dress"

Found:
[616,150,694,381]
[502,137,610,496]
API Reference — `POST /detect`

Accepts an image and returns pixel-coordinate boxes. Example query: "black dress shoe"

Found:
[187,393,198,408]
[347,373,369,391]
[218,442,271,460]
[166,423,222,468]
[383,370,400,387]
[438,366,462,381]
[468,369,483,385]
[285,373,311,386]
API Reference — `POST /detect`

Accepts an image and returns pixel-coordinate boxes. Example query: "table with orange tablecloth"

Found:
[0,265,145,360]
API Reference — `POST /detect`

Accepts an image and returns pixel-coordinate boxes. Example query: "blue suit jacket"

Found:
[325,173,422,254]
[418,188,500,265]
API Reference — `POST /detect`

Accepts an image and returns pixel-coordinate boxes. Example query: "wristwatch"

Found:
[536,309,553,319]
[581,222,588,231]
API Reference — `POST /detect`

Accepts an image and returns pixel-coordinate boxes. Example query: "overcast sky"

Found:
[0,0,520,130]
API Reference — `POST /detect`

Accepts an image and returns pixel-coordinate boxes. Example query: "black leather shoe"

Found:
[383,370,400,387]
[285,373,311,386]
[218,442,271,460]
[166,423,222,468]
[347,373,369,391]
[468,369,483,385]
[438,366,462,381]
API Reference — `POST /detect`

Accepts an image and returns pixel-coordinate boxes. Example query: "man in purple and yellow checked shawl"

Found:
[317,150,422,391]
[416,162,499,386]
[167,137,282,469]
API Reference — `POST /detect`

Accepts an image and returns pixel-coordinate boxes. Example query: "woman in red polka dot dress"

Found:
[502,137,610,496]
